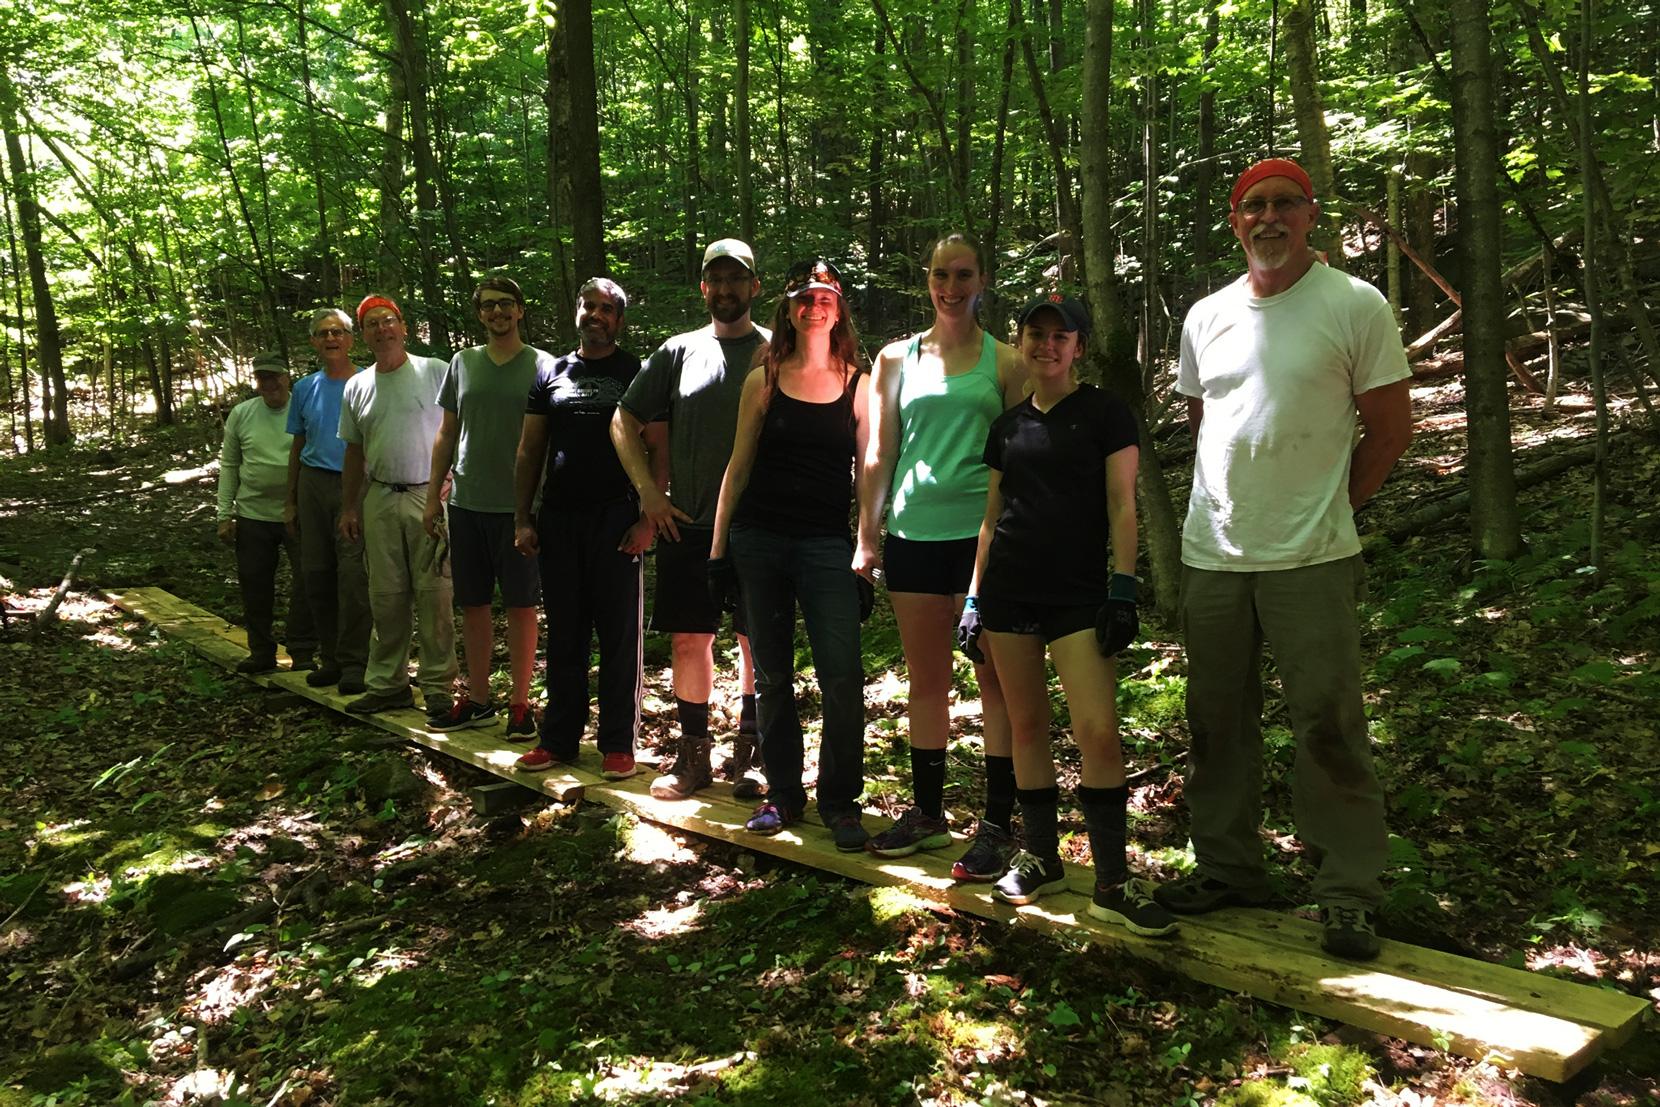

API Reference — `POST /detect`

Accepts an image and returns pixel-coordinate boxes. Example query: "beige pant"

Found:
[361,481,457,700]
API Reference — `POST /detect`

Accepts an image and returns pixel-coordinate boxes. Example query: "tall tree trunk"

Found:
[1283,0,1344,269]
[0,64,71,445]
[385,0,449,343]
[1081,0,1181,615]
[736,0,754,244]
[684,6,702,282]
[0,151,28,451]
[1448,0,1521,559]
[1578,0,1609,570]
[1190,0,1219,291]
[1404,147,1438,328]
[564,0,607,280]
[1018,0,1081,282]
[768,2,794,255]
[296,0,336,304]
[956,0,975,190]
[377,46,407,293]
[985,0,1017,303]
[544,15,576,346]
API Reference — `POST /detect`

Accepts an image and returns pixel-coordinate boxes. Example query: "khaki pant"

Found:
[361,481,457,700]
[296,466,373,679]
[1180,555,1386,908]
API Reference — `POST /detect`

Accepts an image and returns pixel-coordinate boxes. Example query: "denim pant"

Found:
[1180,555,1387,908]
[730,525,865,818]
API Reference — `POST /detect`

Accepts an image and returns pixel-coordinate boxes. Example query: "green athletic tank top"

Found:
[888,330,1002,541]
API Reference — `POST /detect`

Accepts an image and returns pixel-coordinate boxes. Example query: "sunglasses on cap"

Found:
[783,259,843,298]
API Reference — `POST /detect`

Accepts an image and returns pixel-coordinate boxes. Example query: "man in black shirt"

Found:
[513,278,655,778]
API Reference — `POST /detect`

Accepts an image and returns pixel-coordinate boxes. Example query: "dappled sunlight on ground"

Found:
[621,900,702,940]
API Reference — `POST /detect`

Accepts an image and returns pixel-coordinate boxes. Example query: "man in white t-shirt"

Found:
[1158,158,1413,961]
[337,294,458,718]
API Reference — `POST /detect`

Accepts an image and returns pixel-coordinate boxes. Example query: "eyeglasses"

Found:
[478,298,519,313]
[1237,196,1309,217]
[784,259,843,297]
[312,327,350,339]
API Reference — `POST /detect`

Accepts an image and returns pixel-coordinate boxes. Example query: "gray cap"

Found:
[251,350,290,375]
[702,238,756,275]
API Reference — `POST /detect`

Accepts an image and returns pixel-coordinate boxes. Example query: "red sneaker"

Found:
[601,753,638,780]
[515,747,565,773]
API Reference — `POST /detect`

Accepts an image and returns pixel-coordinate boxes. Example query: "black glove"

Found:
[956,596,985,663]
[1095,572,1140,657]
[707,556,740,615]
[856,574,875,623]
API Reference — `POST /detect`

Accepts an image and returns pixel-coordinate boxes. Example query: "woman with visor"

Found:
[709,260,875,852]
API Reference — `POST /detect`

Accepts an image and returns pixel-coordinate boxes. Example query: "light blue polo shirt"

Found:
[286,367,361,472]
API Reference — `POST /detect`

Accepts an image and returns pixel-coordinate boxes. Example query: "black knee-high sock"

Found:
[739,693,758,736]
[1016,786,1061,861]
[1077,784,1130,888]
[676,698,709,741]
[983,755,1017,829]
[911,746,947,819]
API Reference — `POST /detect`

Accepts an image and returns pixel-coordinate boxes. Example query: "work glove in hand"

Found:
[856,574,876,623]
[1095,572,1140,657]
[707,556,740,615]
[956,596,985,664]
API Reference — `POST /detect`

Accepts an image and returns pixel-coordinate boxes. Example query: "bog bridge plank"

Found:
[106,585,1649,1082]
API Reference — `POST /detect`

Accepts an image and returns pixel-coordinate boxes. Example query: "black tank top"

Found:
[735,383,856,537]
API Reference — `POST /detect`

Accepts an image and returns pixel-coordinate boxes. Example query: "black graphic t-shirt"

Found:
[527,347,643,509]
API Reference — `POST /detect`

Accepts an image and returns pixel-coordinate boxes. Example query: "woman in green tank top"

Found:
[854,233,1028,874]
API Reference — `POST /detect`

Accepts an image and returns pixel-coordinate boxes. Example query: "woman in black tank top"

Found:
[710,260,874,851]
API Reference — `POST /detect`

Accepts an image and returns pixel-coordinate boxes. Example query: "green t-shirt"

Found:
[618,324,770,529]
[437,345,552,514]
[889,332,1003,541]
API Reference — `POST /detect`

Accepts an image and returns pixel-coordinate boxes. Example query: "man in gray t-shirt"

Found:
[612,239,770,801]
[337,293,458,717]
[424,277,553,738]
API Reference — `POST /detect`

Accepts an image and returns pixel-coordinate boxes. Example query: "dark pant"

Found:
[538,499,644,756]
[730,525,865,818]
[1180,556,1386,908]
[235,516,317,662]
[296,465,372,678]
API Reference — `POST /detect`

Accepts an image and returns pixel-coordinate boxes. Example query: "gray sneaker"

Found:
[1090,878,1179,937]
[866,807,952,858]
[951,819,1017,882]
[1152,873,1271,915]
[345,688,415,716]
[1320,905,1381,960]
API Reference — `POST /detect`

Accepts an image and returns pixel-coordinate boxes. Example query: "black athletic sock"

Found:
[676,698,709,740]
[911,746,948,819]
[739,693,758,736]
[1077,784,1130,888]
[1016,786,1062,862]
[983,755,1017,829]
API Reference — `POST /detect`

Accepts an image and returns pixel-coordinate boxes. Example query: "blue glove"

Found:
[707,556,740,615]
[956,595,985,663]
[1095,573,1140,657]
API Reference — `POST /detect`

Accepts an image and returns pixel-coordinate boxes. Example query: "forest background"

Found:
[2,0,1658,1103]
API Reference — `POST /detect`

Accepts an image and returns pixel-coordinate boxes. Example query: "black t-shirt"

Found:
[526,347,642,509]
[980,383,1140,606]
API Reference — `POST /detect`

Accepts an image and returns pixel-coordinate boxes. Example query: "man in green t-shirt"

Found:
[424,277,554,738]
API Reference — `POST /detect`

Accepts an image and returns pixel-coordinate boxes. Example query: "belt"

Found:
[372,478,429,493]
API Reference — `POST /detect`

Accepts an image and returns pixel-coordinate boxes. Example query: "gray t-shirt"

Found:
[437,345,550,514]
[618,324,770,529]
[338,354,447,485]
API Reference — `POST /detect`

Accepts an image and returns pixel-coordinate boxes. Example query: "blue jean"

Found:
[730,525,865,818]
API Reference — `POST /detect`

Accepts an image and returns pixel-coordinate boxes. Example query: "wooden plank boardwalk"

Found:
[107,585,1649,1082]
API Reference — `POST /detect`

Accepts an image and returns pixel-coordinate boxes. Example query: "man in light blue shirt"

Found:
[285,308,372,693]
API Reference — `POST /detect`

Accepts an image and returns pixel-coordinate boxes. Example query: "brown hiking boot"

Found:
[650,735,713,800]
[722,729,768,799]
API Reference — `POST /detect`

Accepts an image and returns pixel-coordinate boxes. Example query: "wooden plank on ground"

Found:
[105,585,1651,1082]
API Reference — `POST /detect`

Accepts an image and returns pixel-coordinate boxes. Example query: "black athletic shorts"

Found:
[978,595,1097,644]
[883,534,978,596]
[449,505,540,608]
[650,527,749,636]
